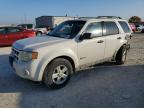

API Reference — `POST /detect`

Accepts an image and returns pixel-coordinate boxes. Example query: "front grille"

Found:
[12,48,20,61]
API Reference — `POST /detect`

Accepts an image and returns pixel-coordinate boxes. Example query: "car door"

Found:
[6,27,23,45]
[0,28,7,46]
[78,22,105,66]
[103,21,121,59]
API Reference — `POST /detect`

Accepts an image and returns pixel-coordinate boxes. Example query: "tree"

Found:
[129,16,142,23]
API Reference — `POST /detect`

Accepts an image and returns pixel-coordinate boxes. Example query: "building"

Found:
[35,16,77,28]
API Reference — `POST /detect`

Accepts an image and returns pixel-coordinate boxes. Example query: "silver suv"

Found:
[9,17,132,89]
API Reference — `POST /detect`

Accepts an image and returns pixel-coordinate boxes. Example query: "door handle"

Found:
[117,37,122,40]
[97,40,104,43]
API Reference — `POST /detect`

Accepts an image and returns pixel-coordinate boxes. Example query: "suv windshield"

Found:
[48,20,86,39]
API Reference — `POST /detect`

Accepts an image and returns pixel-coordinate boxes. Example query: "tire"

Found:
[139,30,142,33]
[115,45,127,65]
[36,31,42,36]
[43,58,73,89]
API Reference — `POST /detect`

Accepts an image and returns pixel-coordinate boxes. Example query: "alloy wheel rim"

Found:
[37,33,42,36]
[52,65,68,85]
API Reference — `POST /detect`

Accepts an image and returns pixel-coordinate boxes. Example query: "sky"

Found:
[0,0,144,24]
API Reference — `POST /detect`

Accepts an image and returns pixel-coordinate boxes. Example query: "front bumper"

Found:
[9,55,40,81]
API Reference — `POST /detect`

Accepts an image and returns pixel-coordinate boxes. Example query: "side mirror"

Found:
[79,33,92,40]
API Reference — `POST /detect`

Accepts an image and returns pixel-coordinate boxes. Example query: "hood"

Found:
[13,36,68,50]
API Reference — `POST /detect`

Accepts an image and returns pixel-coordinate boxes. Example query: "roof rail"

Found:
[78,17,97,19]
[96,16,122,19]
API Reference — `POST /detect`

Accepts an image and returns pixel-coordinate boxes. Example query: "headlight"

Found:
[19,51,38,62]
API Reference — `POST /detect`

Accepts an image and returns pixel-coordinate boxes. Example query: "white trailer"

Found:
[35,16,77,28]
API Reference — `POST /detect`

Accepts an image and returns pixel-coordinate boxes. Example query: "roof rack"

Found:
[78,17,97,19]
[96,16,122,19]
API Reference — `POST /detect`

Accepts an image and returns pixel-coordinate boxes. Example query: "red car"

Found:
[0,27,35,46]
[129,23,136,32]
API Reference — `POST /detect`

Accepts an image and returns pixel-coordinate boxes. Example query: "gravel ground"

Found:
[0,33,144,108]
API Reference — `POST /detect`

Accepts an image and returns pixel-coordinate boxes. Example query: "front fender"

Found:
[35,49,79,81]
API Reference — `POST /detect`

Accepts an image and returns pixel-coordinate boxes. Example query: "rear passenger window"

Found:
[104,22,119,36]
[119,21,131,33]
[85,22,102,37]
[7,28,21,33]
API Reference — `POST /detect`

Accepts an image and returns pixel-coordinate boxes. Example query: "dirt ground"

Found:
[0,33,144,108]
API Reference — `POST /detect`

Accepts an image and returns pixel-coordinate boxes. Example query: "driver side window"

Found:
[85,22,102,38]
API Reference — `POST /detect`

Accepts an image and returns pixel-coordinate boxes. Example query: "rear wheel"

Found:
[43,58,73,89]
[115,45,127,65]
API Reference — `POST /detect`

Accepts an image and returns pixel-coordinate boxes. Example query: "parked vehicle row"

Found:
[129,23,144,33]
[9,17,132,89]
[129,23,136,32]
[17,24,52,36]
[135,24,144,32]
[0,27,35,46]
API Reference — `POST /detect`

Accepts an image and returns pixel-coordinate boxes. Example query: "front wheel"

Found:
[141,29,144,33]
[115,45,127,65]
[43,58,73,89]
[36,31,42,36]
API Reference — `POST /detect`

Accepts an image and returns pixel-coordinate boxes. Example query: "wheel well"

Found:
[48,56,75,72]
[36,31,42,34]
[115,44,126,59]
[119,44,126,50]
